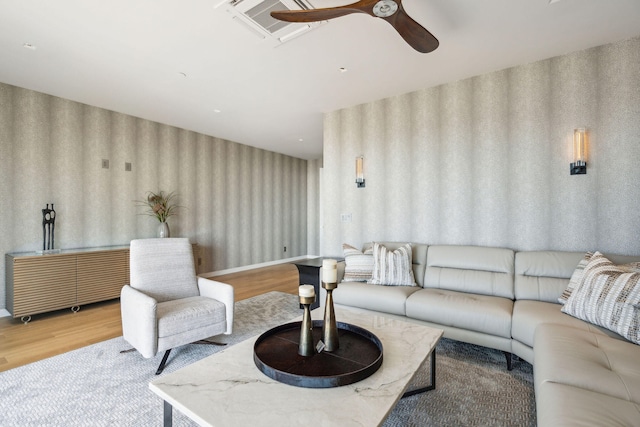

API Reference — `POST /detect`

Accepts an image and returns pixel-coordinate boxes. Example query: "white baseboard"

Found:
[200,255,319,278]
[0,309,11,318]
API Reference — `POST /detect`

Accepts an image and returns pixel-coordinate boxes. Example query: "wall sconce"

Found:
[355,156,365,188]
[570,128,587,175]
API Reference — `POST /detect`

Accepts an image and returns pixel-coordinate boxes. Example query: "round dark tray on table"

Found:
[254,320,383,388]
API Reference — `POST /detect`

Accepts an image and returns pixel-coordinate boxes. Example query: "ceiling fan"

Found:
[270,0,439,53]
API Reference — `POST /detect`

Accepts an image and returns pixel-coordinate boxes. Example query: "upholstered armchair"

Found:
[121,238,234,374]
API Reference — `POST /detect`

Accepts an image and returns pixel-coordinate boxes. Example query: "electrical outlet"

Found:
[101,159,109,169]
[284,246,287,252]
[341,213,352,223]
[125,162,132,172]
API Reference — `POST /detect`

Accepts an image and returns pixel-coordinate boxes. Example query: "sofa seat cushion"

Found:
[157,296,226,338]
[534,324,640,404]
[536,381,640,427]
[511,300,620,349]
[333,282,421,316]
[405,289,513,338]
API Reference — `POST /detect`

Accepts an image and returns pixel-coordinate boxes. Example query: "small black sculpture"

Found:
[42,203,56,251]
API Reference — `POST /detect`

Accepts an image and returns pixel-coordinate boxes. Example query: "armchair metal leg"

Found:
[156,350,172,375]
[147,340,226,375]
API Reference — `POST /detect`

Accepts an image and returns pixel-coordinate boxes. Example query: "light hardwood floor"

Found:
[0,263,300,372]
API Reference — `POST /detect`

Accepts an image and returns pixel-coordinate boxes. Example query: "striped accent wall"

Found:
[0,83,317,310]
[322,36,640,258]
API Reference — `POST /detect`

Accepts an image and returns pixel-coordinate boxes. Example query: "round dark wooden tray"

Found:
[254,320,383,388]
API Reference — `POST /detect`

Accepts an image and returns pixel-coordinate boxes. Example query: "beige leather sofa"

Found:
[332,242,640,426]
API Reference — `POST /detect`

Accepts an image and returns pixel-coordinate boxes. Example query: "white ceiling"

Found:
[1,0,639,160]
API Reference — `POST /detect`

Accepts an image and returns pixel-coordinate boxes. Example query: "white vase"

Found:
[158,222,170,238]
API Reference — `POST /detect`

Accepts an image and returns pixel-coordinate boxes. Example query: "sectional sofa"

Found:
[329,242,640,426]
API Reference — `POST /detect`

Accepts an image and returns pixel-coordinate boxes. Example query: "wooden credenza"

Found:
[5,246,129,322]
[6,243,200,322]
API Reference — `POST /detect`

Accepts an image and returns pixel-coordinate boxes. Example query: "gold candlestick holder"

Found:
[298,294,316,357]
[322,281,339,352]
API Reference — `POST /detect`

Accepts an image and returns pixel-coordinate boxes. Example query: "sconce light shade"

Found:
[570,128,587,175]
[355,156,365,188]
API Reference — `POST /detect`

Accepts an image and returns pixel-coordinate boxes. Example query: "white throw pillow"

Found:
[558,252,594,305]
[342,243,374,282]
[562,251,640,345]
[367,242,416,286]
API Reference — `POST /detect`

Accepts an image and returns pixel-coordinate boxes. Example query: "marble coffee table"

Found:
[150,306,443,427]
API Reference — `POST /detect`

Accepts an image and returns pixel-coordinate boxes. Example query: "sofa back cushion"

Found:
[515,251,585,303]
[363,242,428,287]
[515,251,640,303]
[424,245,515,299]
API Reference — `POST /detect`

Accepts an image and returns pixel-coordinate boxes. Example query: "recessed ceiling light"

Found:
[23,43,36,50]
[298,138,304,142]
[339,67,348,73]
[213,109,221,113]
[179,72,187,78]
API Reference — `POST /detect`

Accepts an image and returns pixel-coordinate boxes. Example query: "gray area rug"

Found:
[0,292,535,426]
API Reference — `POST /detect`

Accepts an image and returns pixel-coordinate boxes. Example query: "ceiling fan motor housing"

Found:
[373,0,398,18]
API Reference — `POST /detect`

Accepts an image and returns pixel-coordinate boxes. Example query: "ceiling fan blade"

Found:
[271,7,364,23]
[271,0,438,54]
[384,5,439,53]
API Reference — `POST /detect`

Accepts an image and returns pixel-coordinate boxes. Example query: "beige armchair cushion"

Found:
[157,297,226,338]
[129,238,199,302]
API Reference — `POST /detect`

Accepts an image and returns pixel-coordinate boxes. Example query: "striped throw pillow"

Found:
[562,251,640,345]
[558,252,594,305]
[342,244,374,282]
[368,243,416,286]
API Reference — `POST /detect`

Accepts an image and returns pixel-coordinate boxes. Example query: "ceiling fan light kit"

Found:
[270,0,439,53]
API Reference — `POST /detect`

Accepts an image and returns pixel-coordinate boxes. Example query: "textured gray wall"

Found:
[322,36,640,257]
[0,83,313,310]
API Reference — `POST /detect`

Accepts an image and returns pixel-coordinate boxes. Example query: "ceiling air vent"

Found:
[216,0,324,45]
